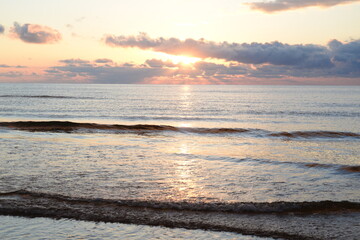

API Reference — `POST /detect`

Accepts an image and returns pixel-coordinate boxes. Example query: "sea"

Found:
[0,84,359,240]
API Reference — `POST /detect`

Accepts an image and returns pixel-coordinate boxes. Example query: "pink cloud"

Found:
[10,22,61,44]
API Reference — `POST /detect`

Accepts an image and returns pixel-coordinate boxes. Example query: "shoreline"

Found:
[1,191,359,240]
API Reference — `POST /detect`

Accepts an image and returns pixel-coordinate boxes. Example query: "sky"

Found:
[0,0,360,85]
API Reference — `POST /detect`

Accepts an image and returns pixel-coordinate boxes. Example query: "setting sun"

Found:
[154,52,201,65]
[168,55,201,65]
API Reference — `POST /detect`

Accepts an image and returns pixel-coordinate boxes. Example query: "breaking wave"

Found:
[1,190,359,215]
[0,121,252,134]
[0,190,359,239]
[0,121,359,139]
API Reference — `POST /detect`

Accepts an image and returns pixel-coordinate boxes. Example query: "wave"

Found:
[269,131,360,138]
[0,190,359,239]
[175,153,360,175]
[303,163,360,173]
[1,190,359,214]
[1,121,359,140]
[0,121,250,134]
[340,166,360,173]
[0,95,91,99]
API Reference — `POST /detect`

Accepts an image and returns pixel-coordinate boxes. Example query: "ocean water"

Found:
[0,84,359,239]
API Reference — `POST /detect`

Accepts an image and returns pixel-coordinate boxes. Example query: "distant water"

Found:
[0,84,359,239]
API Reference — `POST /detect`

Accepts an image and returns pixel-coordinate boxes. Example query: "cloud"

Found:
[0,24,4,34]
[195,61,248,76]
[328,39,360,78]
[106,34,360,78]
[59,59,91,65]
[105,33,334,68]
[145,59,177,68]
[95,58,113,64]
[1,56,357,84]
[5,33,357,84]
[104,34,360,81]
[0,64,27,68]
[247,0,360,13]
[46,58,171,84]
[244,39,360,79]
[0,71,23,78]
[10,22,61,44]
[45,58,239,84]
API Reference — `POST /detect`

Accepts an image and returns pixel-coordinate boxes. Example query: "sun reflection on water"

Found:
[178,123,192,128]
[179,143,189,154]
[182,85,190,91]
[162,141,206,202]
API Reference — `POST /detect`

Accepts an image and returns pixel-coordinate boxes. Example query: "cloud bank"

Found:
[0,24,4,34]
[104,33,360,78]
[45,59,171,84]
[105,33,332,67]
[3,54,358,84]
[10,22,61,44]
[2,35,359,84]
[44,58,238,84]
[39,50,360,85]
[247,0,360,13]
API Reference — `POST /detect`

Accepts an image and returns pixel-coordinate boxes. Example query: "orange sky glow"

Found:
[0,0,360,85]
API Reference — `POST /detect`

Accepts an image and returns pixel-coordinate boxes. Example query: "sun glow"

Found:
[169,55,201,65]
[154,52,201,65]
